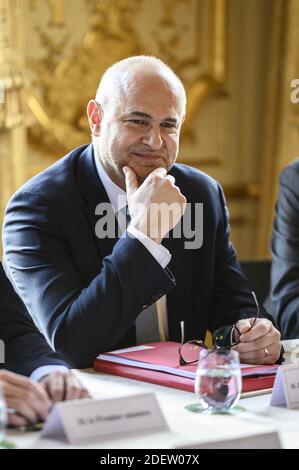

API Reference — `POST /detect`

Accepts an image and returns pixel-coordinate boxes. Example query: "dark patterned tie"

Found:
[122,206,160,344]
[135,303,160,344]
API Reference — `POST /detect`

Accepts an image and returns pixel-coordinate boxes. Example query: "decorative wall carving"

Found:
[26,0,228,168]
[0,0,25,129]
[0,0,286,258]
[258,0,299,257]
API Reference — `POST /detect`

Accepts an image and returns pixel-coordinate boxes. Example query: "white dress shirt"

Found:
[95,157,171,268]
[31,364,68,382]
[95,155,170,340]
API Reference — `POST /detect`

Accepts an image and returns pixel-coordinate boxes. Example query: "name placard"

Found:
[271,364,299,409]
[42,393,169,445]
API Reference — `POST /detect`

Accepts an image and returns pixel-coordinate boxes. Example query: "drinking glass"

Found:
[193,349,241,413]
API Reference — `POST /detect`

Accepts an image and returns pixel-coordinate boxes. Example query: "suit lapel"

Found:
[76,144,120,262]
[76,150,193,343]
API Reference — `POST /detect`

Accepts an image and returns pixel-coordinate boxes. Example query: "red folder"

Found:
[94,341,278,394]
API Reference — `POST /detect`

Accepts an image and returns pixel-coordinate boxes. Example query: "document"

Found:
[97,341,278,380]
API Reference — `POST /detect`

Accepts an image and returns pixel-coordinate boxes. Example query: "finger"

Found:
[1,380,49,414]
[165,175,175,185]
[0,370,35,389]
[123,166,139,196]
[8,413,27,428]
[232,328,280,354]
[28,391,51,422]
[65,374,82,401]
[239,354,274,365]
[7,387,50,422]
[239,319,273,343]
[27,381,52,408]
[42,373,66,402]
[0,371,50,406]
[6,384,51,420]
[148,167,167,179]
[237,340,281,364]
[8,398,39,424]
[1,380,25,399]
[235,319,253,335]
[239,345,281,365]
[80,388,91,399]
[66,375,90,400]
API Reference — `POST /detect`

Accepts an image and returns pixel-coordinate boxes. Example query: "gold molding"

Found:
[182,0,229,160]
[0,0,25,129]
[222,183,260,200]
[257,0,288,257]
[47,0,66,26]
[25,0,229,168]
[212,0,227,83]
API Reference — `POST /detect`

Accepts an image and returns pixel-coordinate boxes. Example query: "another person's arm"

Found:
[2,170,179,368]
[0,265,90,404]
[209,184,281,364]
[0,369,51,427]
[271,162,299,338]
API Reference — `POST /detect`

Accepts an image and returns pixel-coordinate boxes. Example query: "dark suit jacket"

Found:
[2,144,274,368]
[271,159,299,338]
[0,263,68,376]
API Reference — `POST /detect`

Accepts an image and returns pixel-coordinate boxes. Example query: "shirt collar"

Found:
[94,153,127,214]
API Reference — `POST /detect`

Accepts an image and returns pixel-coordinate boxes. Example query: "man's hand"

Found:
[39,371,90,402]
[0,370,51,427]
[232,318,281,364]
[123,166,186,243]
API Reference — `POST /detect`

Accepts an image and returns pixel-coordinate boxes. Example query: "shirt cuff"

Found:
[30,365,69,382]
[126,225,171,269]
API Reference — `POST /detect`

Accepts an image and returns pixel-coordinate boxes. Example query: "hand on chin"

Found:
[130,162,167,184]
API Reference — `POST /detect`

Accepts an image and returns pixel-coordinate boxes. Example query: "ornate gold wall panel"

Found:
[25,0,228,167]
[258,0,299,257]
[0,0,287,258]
[0,0,27,254]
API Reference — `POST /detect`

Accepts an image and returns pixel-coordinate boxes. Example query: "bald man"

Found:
[3,56,282,368]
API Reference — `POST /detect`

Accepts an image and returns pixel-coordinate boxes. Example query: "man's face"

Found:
[93,73,184,188]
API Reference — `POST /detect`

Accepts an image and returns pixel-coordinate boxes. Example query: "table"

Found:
[5,365,299,449]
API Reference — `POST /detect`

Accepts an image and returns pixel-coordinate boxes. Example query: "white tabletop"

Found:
[5,365,299,449]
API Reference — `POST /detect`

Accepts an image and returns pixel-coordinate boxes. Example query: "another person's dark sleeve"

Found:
[0,264,69,376]
[271,162,299,339]
[3,191,176,368]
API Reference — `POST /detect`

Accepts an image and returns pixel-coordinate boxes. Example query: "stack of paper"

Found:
[97,341,278,380]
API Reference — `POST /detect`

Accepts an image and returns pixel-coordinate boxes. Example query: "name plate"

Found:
[42,393,169,445]
[271,364,299,409]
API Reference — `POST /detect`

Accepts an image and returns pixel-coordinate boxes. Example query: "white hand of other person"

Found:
[39,371,90,403]
[123,166,186,244]
[0,370,51,427]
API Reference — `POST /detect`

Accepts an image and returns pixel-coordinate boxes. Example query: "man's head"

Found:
[87,55,186,189]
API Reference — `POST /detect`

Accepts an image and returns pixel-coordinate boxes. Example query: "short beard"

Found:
[93,138,126,189]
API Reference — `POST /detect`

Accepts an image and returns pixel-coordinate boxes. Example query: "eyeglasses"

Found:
[178,291,260,366]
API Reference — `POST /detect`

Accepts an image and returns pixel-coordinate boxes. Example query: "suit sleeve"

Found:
[3,190,176,368]
[0,265,69,377]
[208,184,275,333]
[271,164,299,338]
